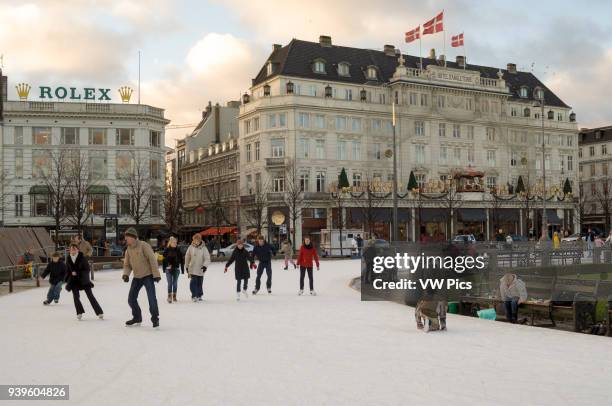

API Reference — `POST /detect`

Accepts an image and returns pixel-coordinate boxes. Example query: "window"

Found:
[316,171,326,192]
[89,151,107,180]
[314,114,325,129]
[352,140,361,160]
[31,194,50,216]
[579,148,583,158]
[313,60,326,74]
[465,98,473,110]
[589,146,595,157]
[352,172,362,187]
[486,176,497,189]
[150,196,160,217]
[315,139,325,159]
[410,92,418,105]
[510,151,517,167]
[486,127,495,142]
[567,155,573,171]
[15,195,24,217]
[344,89,353,101]
[89,128,106,145]
[116,151,134,176]
[566,135,573,147]
[255,141,260,160]
[416,174,426,188]
[452,124,461,138]
[116,128,134,145]
[32,150,51,178]
[255,173,261,192]
[372,119,382,131]
[420,94,428,106]
[149,130,161,147]
[438,123,446,137]
[298,137,309,159]
[14,127,23,145]
[271,138,285,157]
[246,143,252,162]
[519,87,528,98]
[467,125,474,140]
[453,147,461,164]
[603,163,608,176]
[467,147,475,165]
[487,150,496,166]
[150,159,160,179]
[33,127,51,145]
[15,150,23,178]
[379,94,386,104]
[268,114,276,128]
[511,107,518,117]
[273,175,285,192]
[602,144,608,155]
[414,121,425,136]
[298,112,310,128]
[279,113,286,127]
[415,145,425,164]
[117,196,132,216]
[337,140,347,160]
[440,146,447,163]
[335,116,347,130]
[558,112,563,121]
[89,194,108,215]
[437,95,445,108]
[246,174,253,193]
[374,143,382,160]
[351,118,362,132]
[266,62,273,76]
[534,88,544,100]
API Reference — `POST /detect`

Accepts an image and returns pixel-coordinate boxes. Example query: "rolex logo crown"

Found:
[118,86,133,103]
[16,83,31,100]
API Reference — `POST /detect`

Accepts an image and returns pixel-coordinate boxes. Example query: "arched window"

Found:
[313,59,326,74]
[337,63,350,76]
[367,66,377,80]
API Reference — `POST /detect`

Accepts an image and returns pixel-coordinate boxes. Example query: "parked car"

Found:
[218,242,254,257]
[510,234,528,242]
[561,233,585,242]
[452,234,476,244]
[110,244,125,256]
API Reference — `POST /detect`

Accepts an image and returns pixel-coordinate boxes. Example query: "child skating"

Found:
[224,239,256,301]
[279,238,296,270]
[296,236,320,296]
[65,243,104,320]
[41,252,67,305]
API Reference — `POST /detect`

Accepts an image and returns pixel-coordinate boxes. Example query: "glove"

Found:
[122,275,129,283]
[201,266,207,273]
[188,274,192,279]
[153,277,161,283]
[250,263,257,270]
[224,267,228,273]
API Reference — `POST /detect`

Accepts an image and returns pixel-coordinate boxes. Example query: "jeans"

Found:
[72,287,103,316]
[503,297,520,323]
[587,240,593,256]
[300,266,314,291]
[236,278,248,292]
[165,269,179,294]
[46,282,63,302]
[255,261,272,290]
[189,275,204,298]
[128,275,159,322]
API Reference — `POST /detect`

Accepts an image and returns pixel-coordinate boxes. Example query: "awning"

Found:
[29,185,50,194]
[458,208,486,222]
[241,228,258,237]
[349,208,410,223]
[493,208,520,223]
[419,208,448,222]
[87,185,111,194]
[546,209,562,225]
[200,226,238,236]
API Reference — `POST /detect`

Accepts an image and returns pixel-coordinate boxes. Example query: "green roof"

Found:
[87,185,110,194]
[29,185,51,194]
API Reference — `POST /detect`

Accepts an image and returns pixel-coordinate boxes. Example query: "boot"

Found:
[167,294,172,304]
[172,293,177,302]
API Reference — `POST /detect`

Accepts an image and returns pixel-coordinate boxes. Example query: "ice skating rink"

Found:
[1,259,611,405]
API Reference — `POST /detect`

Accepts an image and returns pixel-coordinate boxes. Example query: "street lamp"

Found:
[391,101,399,242]
[535,90,549,240]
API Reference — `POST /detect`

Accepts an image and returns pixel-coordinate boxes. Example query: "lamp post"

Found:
[537,91,550,241]
[391,101,399,242]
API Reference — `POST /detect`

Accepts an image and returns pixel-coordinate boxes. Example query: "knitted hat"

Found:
[124,227,138,239]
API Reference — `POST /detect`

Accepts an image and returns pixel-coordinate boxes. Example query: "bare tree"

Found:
[163,170,182,235]
[241,180,270,237]
[439,178,463,237]
[351,173,387,238]
[283,159,309,250]
[41,150,71,247]
[117,151,157,226]
[203,182,231,249]
[574,186,588,232]
[65,152,94,233]
[592,178,612,233]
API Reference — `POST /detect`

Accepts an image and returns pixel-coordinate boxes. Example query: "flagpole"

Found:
[442,9,446,67]
[138,50,141,105]
[463,32,467,70]
[419,35,423,70]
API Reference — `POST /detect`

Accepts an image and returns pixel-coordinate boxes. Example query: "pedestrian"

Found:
[499,273,527,324]
[73,234,93,258]
[296,236,320,296]
[64,243,104,320]
[585,228,595,257]
[280,238,296,270]
[595,235,605,248]
[185,233,211,302]
[553,231,561,249]
[41,252,67,305]
[23,247,37,279]
[122,227,161,328]
[355,234,364,257]
[252,235,275,295]
[224,239,256,301]
[162,236,184,303]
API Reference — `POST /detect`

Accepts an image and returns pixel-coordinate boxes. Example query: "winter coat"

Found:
[225,247,254,280]
[162,246,184,273]
[279,242,293,256]
[41,260,67,285]
[123,240,160,279]
[185,243,211,277]
[499,274,528,301]
[252,242,275,263]
[297,244,320,268]
[65,252,94,291]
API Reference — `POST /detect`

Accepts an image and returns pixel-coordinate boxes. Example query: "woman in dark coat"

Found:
[162,236,184,303]
[65,243,104,320]
[224,239,255,301]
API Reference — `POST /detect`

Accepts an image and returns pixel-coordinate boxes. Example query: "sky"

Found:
[1,0,611,147]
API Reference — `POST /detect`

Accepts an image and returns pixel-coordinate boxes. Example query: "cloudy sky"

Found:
[1,0,611,146]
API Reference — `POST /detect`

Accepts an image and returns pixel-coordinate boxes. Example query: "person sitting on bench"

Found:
[499,273,528,323]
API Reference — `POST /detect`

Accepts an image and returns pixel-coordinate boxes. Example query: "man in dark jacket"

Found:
[65,244,104,320]
[224,239,256,300]
[41,252,67,305]
[252,235,275,294]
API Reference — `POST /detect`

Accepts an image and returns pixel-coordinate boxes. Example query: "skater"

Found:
[185,233,211,302]
[415,298,447,332]
[64,244,104,320]
[162,236,184,303]
[224,239,256,300]
[279,238,296,270]
[296,236,320,295]
[499,273,527,323]
[122,227,161,327]
[252,235,275,294]
[355,234,364,257]
[41,252,67,305]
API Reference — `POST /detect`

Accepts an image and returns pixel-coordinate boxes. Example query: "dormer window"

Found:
[267,62,273,76]
[313,59,326,74]
[534,87,544,101]
[337,62,350,77]
[366,66,378,80]
[519,86,528,98]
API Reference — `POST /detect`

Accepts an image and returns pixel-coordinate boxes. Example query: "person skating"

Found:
[279,239,296,270]
[224,239,256,301]
[252,235,275,294]
[122,227,161,327]
[64,244,104,320]
[296,236,320,296]
[162,236,184,303]
[41,252,67,305]
[184,233,211,302]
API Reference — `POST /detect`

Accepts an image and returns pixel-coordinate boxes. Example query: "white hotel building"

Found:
[238,36,579,243]
[0,70,169,242]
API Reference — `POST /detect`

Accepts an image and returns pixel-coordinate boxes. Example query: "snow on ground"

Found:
[1,259,611,406]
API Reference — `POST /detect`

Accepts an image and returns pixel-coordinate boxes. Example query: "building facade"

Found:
[0,75,169,243]
[238,36,580,243]
[578,126,612,232]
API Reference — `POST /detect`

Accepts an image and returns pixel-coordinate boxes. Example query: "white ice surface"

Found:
[1,259,611,406]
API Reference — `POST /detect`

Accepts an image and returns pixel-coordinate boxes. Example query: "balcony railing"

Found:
[266,157,288,167]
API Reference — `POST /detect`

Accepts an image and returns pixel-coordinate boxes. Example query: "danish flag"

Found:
[451,33,464,47]
[422,11,444,35]
[405,26,420,43]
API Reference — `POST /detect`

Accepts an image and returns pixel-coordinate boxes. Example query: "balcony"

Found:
[266,157,288,168]
[240,195,255,205]
[303,192,330,200]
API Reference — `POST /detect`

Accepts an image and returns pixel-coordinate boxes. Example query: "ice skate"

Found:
[167,294,172,304]
[267,289,272,294]
[77,314,83,320]
[298,290,304,295]
[242,290,248,298]
[98,314,104,320]
[152,320,159,328]
[192,297,197,302]
[43,300,50,305]
[423,318,440,333]
[54,300,59,304]
[198,297,203,302]
[172,293,177,302]
[310,290,317,296]
[284,266,288,270]
[252,289,259,295]
[125,319,142,327]
[236,292,241,301]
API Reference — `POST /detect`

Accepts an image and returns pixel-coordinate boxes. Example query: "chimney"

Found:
[429,48,436,60]
[456,55,465,67]
[507,63,517,74]
[202,101,212,119]
[272,44,281,51]
[438,54,446,65]
[319,35,332,47]
[383,44,396,56]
